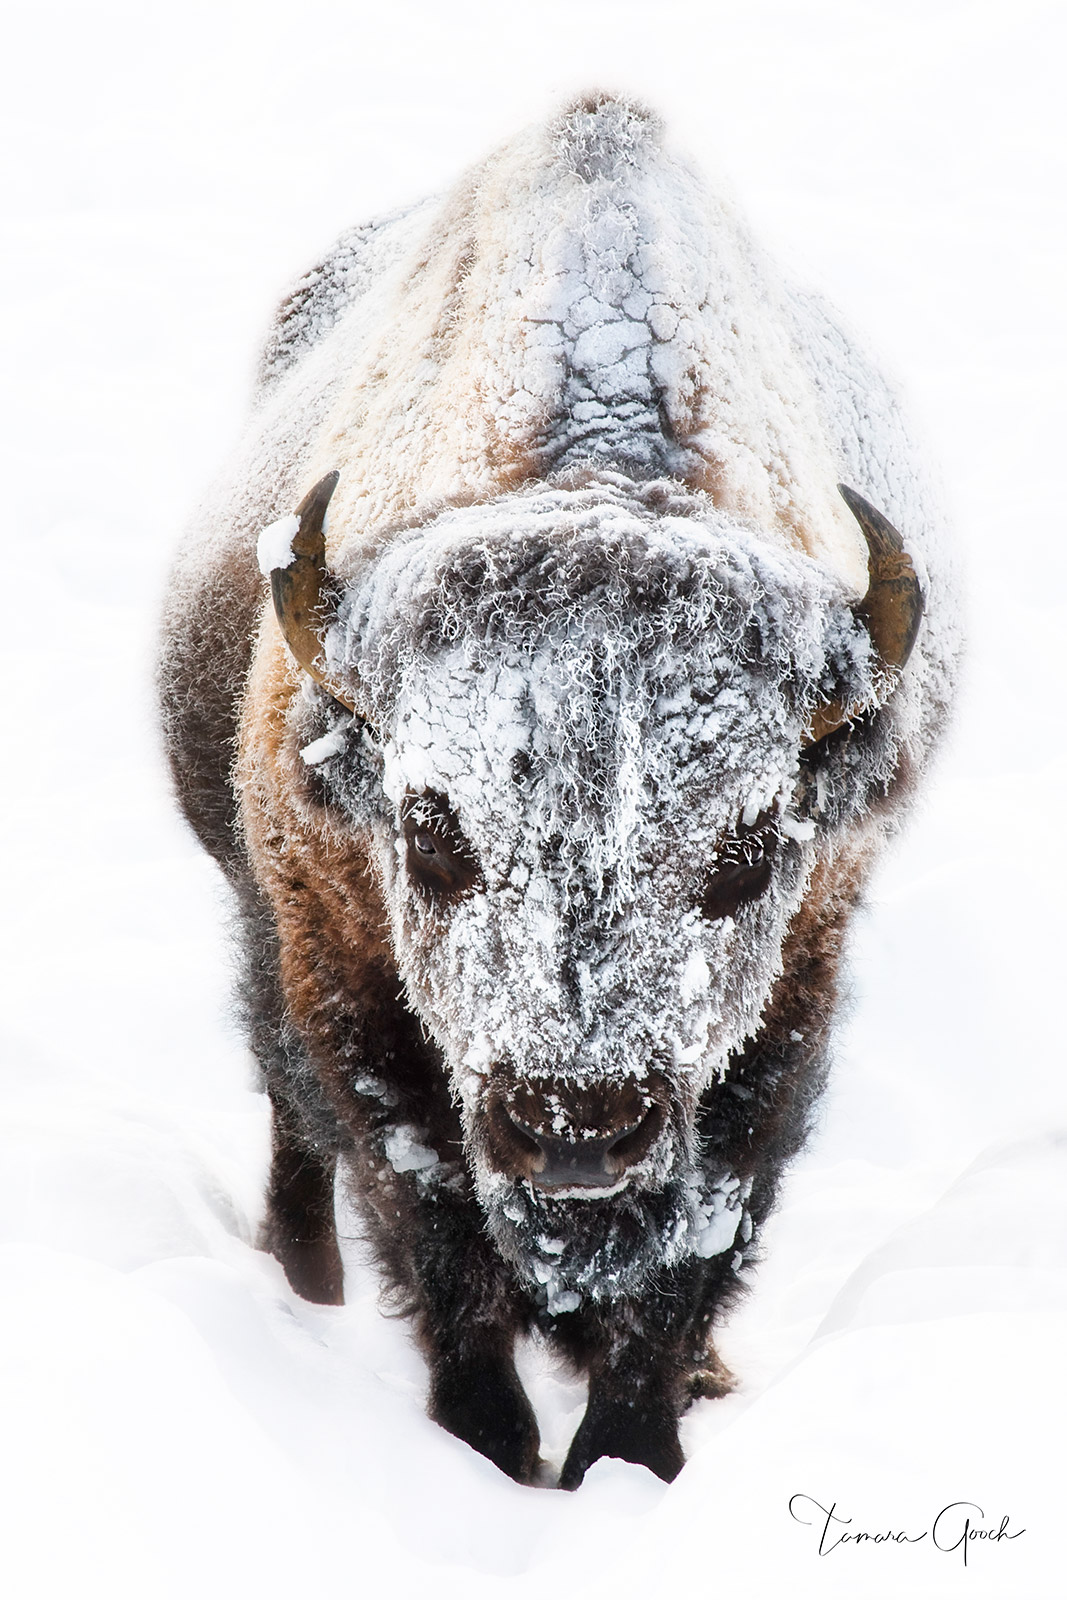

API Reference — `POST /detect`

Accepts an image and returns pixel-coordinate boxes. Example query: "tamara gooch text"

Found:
[788,1495,1026,1567]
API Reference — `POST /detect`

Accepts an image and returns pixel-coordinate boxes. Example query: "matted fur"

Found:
[159,96,960,1488]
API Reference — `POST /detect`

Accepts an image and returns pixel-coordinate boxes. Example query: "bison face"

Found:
[305,485,893,1304]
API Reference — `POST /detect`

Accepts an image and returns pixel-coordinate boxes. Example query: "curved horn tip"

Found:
[298,469,340,515]
[291,471,341,560]
[837,483,904,560]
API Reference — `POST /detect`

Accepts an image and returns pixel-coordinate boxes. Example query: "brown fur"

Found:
[159,545,266,874]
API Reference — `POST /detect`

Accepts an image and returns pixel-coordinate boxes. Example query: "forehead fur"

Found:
[331,481,870,722]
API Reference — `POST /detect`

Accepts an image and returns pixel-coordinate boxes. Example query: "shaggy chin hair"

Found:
[483,1174,695,1305]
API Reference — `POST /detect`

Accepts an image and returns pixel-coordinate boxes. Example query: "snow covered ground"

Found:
[2,1,1064,1595]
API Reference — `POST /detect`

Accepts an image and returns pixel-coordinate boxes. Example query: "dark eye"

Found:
[700,815,778,921]
[402,792,482,902]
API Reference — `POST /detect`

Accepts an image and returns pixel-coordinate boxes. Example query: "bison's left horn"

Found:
[267,470,355,711]
[805,484,925,745]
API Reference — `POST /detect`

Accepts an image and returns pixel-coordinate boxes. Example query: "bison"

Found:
[159,95,959,1488]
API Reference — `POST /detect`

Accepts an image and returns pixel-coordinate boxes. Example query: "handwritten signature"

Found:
[788,1495,1026,1567]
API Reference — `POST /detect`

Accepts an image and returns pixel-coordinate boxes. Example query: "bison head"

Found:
[267,477,921,1308]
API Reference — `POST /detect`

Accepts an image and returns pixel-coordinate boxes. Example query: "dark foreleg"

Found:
[560,1352,687,1489]
[556,1255,738,1490]
[427,1335,540,1484]
[402,1188,540,1484]
[260,1092,344,1306]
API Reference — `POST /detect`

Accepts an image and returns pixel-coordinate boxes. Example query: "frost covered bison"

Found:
[160,96,958,1487]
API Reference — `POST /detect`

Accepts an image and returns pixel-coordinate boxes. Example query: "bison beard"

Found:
[159,96,957,1487]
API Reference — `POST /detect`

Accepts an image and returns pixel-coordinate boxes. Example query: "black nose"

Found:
[486,1093,665,1189]
[513,1118,652,1190]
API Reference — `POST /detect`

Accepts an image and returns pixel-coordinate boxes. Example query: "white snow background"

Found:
[2,1,1065,1596]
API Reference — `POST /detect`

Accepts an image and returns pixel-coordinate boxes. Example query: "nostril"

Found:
[485,1096,545,1177]
[606,1103,664,1171]
[508,1114,549,1167]
[510,1115,548,1160]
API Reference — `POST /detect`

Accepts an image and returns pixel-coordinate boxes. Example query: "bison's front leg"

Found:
[409,1189,542,1484]
[557,1257,736,1490]
[261,1091,344,1306]
[427,1339,540,1484]
[559,1354,687,1489]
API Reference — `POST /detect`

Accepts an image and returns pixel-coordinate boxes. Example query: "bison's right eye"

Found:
[402,794,482,902]
[700,816,778,921]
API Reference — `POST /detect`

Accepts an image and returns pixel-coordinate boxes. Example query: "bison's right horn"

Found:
[267,470,355,711]
[805,485,925,744]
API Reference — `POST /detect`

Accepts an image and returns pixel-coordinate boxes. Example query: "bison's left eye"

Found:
[402,792,482,902]
[700,815,778,921]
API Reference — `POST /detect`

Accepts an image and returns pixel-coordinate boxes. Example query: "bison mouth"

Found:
[480,1171,696,1309]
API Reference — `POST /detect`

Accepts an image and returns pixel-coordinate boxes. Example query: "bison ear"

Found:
[805,485,925,745]
[267,471,355,710]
